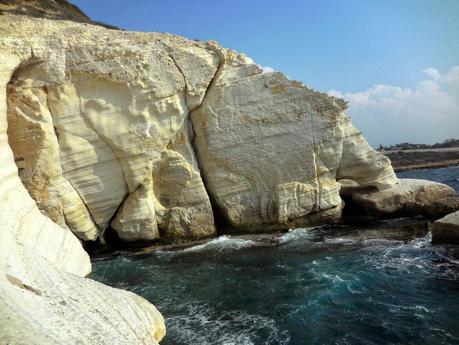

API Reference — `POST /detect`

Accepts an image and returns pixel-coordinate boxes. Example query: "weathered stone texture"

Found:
[2,6,454,345]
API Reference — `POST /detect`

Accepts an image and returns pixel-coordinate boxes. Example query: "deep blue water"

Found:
[397,165,459,193]
[91,166,459,345]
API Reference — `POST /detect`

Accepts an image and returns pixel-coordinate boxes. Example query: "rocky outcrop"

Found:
[0,10,399,344]
[191,61,397,232]
[431,211,459,245]
[1,13,399,244]
[0,45,165,344]
[340,179,459,219]
[2,2,457,344]
[3,16,219,244]
[0,0,118,28]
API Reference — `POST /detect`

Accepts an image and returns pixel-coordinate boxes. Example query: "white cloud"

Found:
[261,66,275,74]
[329,66,459,147]
[422,67,441,81]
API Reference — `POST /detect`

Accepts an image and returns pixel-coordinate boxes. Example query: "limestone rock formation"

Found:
[2,1,455,344]
[341,179,458,219]
[192,63,397,231]
[1,12,400,243]
[3,15,218,244]
[0,8,399,343]
[0,45,165,344]
[431,211,459,245]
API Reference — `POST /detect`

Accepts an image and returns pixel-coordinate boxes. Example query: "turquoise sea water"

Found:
[91,166,459,345]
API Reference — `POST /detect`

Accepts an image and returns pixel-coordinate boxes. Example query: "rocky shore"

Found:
[1,1,458,344]
[90,217,432,262]
[384,147,459,172]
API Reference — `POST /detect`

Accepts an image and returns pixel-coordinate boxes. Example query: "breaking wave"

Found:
[181,236,258,253]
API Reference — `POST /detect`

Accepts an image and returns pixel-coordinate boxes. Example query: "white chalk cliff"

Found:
[2,14,399,245]
[1,3,457,344]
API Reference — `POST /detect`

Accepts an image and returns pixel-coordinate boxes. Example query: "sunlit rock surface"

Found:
[191,61,397,231]
[0,50,165,344]
[1,14,399,241]
[2,2,452,344]
[3,16,218,243]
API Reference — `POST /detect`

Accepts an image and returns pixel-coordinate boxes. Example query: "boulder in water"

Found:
[431,210,459,245]
[340,178,459,219]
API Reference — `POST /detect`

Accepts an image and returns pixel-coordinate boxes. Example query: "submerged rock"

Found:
[432,211,459,245]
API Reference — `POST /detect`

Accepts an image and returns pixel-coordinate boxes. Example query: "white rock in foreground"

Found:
[0,29,165,345]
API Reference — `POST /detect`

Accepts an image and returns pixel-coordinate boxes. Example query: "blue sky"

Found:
[70,0,459,146]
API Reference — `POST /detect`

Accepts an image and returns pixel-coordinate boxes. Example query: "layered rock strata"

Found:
[4,16,219,244]
[0,43,165,344]
[1,4,457,345]
[2,14,400,245]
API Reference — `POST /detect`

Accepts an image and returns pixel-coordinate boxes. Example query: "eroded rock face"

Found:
[1,3,455,345]
[0,11,400,344]
[191,60,397,231]
[0,49,165,344]
[2,14,399,242]
[4,17,219,244]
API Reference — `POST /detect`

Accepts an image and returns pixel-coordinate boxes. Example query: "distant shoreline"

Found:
[392,161,459,172]
[383,147,459,172]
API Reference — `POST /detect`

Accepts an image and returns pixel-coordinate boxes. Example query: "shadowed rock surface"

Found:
[0,0,89,21]
[432,211,459,245]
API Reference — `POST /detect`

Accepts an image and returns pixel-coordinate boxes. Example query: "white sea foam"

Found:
[321,273,345,284]
[181,236,257,253]
[407,232,432,248]
[166,304,290,345]
[370,299,433,314]
[324,237,358,245]
[279,227,320,243]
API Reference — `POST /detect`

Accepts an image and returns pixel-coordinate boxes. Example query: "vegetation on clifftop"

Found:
[378,138,459,152]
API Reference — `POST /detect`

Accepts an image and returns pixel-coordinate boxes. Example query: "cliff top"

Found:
[0,0,118,28]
